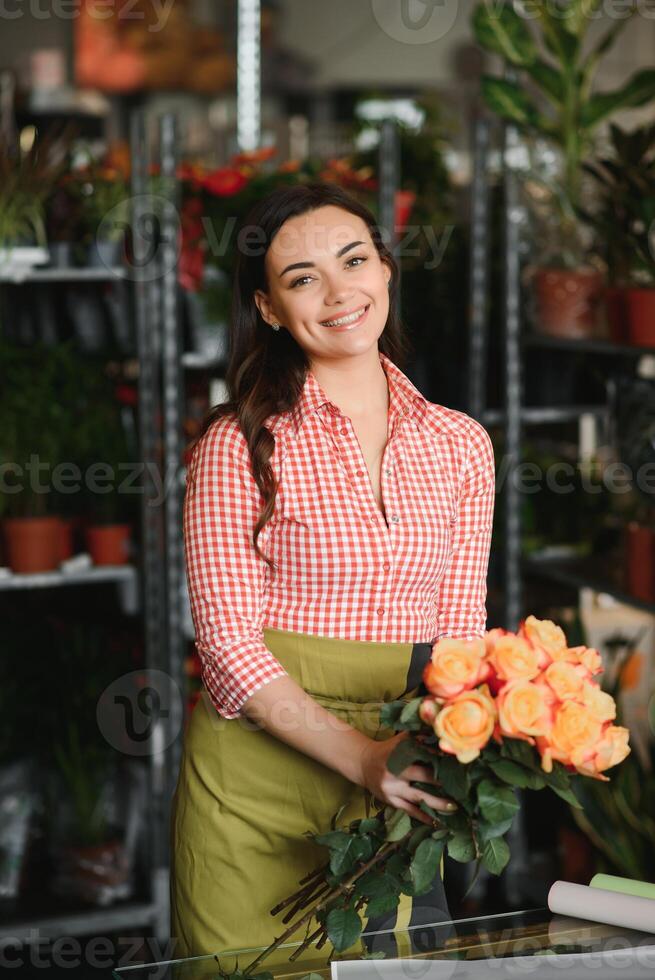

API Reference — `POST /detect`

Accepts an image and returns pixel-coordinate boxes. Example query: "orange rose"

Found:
[542,662,586,702]
[520,616,575,664]
[582,725,631,777]
[488,634,542,684]
[568,645,603,676]
[497,680,554,742]
[540,701,603,772]
[418,697,438,726]
[433,685,496,763]
[581,682,616,724]
[423,638,489,700]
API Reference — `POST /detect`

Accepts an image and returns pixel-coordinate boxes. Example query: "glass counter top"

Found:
[112,908,655,980]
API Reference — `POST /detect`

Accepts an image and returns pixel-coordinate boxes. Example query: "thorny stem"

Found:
[281,883,331,924]
[270,875,326,916]
[242,838,407,976]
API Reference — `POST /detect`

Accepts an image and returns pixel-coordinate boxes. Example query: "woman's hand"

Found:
[356,732,457,826]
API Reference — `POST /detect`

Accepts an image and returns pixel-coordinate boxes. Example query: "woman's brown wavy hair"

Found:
[196,180,411,572]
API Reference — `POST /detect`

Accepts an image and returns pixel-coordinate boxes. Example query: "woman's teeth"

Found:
[321,305,368,327]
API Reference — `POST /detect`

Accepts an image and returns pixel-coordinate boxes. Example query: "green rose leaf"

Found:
[358,818,384,836]
[447,831,476,864]
[476,817,515,842]
[314,830,352,854]
[329,835,374,876]
[386,738,435,777]
[477,780,521,826]
[365,889,401,918]
[379,701,406,729]
[481,836,510,876]
[409,838,445,896]
[437,754,470,801]
[399,697,424,729]
[545,776,583,810]
[488,759,539,789]
[326,907,363,952]
[500,737,536,768]
[354,870,398,900]
[408,824,433,854]
[385,809,412,842]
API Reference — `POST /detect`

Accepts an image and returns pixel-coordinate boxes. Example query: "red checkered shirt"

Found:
[183,350,496,718]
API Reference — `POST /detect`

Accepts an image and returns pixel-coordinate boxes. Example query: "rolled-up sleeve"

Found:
[435,419,496,641]
[183,418,289,718]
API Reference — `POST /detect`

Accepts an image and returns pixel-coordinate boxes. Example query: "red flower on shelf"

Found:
[115,384,137,407]
[200,167,249,197]
[231,146,277,165]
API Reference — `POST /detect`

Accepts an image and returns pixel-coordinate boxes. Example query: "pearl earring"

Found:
[271,322,280,331]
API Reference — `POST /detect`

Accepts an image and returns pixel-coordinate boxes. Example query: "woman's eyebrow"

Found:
[278,240,366,278]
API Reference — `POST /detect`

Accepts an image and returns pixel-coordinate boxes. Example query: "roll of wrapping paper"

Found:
[548,880,655,934]
[590,873,655,901]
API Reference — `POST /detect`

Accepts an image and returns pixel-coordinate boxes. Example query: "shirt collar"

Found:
[290,350,429,433]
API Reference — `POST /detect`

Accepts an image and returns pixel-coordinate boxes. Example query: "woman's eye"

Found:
[290,256,367,288]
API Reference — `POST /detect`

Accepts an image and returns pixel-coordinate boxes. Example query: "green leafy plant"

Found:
[472,1,655,266]
[0,126,72,249]
[52,719,115,847]
[582,123,655,286]
[0,339,83,518]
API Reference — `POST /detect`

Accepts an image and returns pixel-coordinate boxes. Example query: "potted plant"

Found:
[582,123,655,345]
[66,149,130,269]
[44,176,85,269]
[0,126,72,275]
[74,362,138,566]
[472,2,655,338]
[48,720,130,906]
[0,340,79,572]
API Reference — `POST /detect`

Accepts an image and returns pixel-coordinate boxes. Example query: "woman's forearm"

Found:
[239,674,372,786]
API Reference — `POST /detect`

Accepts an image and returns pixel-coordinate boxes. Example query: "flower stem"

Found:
[242,838,406,976]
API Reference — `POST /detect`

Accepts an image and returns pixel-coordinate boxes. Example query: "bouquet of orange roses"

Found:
[232,616,631,979]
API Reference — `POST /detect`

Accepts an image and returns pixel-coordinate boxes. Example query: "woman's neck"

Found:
[309,349,389,419]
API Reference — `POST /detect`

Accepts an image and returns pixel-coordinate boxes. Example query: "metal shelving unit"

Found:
[468,114,655,630]
[0,267,127,283]
[0,109,183,946]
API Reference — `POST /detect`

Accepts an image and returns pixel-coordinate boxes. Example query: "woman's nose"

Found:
[322,273,354,306]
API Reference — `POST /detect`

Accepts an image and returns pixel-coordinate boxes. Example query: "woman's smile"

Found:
[319,304,371,330]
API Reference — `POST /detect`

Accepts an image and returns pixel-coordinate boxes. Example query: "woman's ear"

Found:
[254,288,276,327]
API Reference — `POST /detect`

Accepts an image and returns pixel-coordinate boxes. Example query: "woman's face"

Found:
[254,205,392,362]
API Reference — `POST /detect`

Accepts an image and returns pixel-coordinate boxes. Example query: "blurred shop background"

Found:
[1,0,655,975]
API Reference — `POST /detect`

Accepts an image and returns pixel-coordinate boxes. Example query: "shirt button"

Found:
[356,469,365,477]
[340,427,348,435]
[390,514,400,524]
[376,607,386,616]
[385,467,392,476]
[383,562,391,571]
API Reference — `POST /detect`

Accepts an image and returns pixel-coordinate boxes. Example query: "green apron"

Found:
[169,627,449,969]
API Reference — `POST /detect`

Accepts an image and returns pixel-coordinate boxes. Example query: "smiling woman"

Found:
[254,204,392,360]
[170,182,496,963]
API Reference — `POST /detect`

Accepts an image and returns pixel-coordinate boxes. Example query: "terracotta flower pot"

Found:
[624,522,655,603]
[53,838,130,904]
[2,516,62,573]
[58,518,76,562]
[625,287,655,348]
[532,266,605,339]
[85,524,132,565]
[604,285,629,344]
